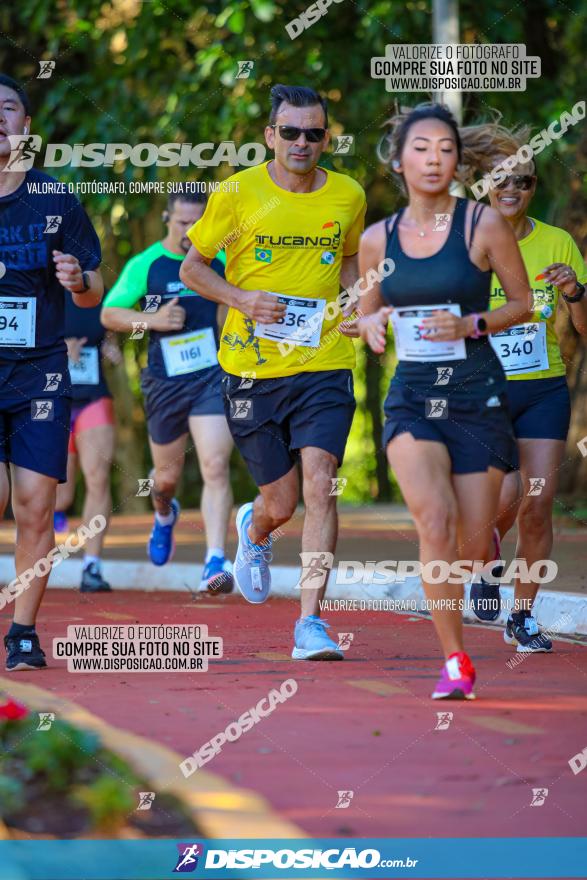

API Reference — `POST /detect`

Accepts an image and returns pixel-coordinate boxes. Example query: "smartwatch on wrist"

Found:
[470,313,488,339]
[562,282,585,304]
[70,271,90,294]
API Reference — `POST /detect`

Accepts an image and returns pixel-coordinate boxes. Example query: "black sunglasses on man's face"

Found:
[269,125,327,143]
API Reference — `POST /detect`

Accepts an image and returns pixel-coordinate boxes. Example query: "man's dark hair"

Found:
[0,75,31,116]
[269,84,328,128]
[166,190,207,213]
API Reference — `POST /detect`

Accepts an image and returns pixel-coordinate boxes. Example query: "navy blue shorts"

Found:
[382,383,518,474]
[506,376,570,441]
[222,369,356,486]
[141,366,225,445]
[0,353,71,482]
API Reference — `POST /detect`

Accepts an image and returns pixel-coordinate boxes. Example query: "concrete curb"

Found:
[1,556,586,643]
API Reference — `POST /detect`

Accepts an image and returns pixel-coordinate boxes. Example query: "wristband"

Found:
[469,313,488,339]
[562,282,585,304]
[70,271,90,294]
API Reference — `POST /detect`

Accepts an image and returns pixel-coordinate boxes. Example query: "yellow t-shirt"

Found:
[490,218,587,381]
[187,161,367,378]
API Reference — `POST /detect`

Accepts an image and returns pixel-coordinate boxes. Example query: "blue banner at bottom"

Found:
[0,838,584,879]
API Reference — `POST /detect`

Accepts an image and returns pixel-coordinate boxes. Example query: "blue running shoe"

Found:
[54,511,68,533]
[233,503,272,603]
[199,556,234,593]
[147,499,180,566]
[470,577,501,622]
[292,616,344,661]
[504,610,553,653]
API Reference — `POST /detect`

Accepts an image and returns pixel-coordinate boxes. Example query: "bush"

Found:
[73,775,135,833]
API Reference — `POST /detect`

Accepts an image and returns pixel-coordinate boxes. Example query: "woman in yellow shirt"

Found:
[462,121,587,652]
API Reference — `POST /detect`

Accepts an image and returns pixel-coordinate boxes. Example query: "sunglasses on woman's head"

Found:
[270,125,327,143]
[495,174,535,191]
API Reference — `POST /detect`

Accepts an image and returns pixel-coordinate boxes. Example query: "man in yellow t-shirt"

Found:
[180,84,366,660]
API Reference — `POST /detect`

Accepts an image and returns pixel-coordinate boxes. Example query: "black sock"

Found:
[8,622,36,638]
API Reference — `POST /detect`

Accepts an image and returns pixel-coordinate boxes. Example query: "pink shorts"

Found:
[68,397,114,454]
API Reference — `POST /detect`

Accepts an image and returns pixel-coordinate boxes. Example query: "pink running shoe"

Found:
[432,652,476,700]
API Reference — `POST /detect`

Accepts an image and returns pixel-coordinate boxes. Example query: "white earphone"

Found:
[23,126,29,134]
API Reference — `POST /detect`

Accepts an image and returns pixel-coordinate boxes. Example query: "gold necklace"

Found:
[409,200,455,238]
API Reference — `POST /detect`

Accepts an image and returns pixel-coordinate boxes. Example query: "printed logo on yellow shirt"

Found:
[254,219,342,251]
[222,317,268,366]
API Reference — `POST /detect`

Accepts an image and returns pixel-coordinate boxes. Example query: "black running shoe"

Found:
[470,577,501,622]
[80,563,112,593]
[4,631,47,671]
[504,610,553,653]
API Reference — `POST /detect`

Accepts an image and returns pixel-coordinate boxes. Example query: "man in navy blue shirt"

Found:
[0,75,104,671]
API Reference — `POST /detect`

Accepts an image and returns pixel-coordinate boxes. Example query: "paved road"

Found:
[3,587,585,843]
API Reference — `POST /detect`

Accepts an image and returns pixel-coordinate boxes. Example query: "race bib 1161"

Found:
[161,327,218,377]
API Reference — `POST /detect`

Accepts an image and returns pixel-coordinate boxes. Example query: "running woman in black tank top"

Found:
[342,104,533,700]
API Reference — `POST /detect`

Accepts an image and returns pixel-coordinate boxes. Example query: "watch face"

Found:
[478,316,488,333]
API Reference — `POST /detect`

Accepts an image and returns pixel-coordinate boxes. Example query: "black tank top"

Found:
[381,197,505,401]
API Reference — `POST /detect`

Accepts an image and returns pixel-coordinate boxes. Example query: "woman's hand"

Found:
[419,310,468,342]
[538,263,578,298]
[341,306,393,354]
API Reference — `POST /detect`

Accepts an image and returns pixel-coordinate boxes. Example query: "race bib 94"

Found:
[0,297,36,347]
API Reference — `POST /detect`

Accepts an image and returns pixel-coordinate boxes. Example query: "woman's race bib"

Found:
[390,304,467,362]
[489,323,549,375]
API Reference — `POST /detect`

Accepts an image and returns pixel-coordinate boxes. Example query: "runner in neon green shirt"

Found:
[102,192,235,594]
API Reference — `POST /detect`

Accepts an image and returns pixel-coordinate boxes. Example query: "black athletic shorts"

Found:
[506,376,571,441]
[222,369,356,486]
[0,352,71,482]
[382,383,518,474]
[141,365,225,445]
